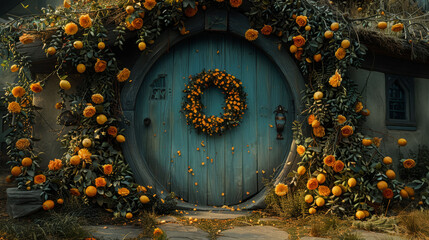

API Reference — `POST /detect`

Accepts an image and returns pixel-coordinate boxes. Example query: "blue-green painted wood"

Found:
[135,33,294,206]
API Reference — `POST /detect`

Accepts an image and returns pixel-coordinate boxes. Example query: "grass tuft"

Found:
[398,210,429,239]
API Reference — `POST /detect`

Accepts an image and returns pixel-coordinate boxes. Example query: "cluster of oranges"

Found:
[182,69,247,136]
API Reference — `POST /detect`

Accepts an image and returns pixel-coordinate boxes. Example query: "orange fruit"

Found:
[85,186,97,197]
[73,41,83,49]
[309,207,316,214]
[316,174,326,184]
[378,22,387,29]
[11,166,22,177]
[77,63,86,73]
[397,138,407,146]
[57,198,64,204]
[313,54,322,62]
[404,186,415,197]
[126,212,133,219]
[125,5,135,14]
[26,186,31,190]
[356,210,365,220]
[377,181,388,190]
[305,194,313,203]
[96,114,107,125]
[5,175,14,183]
[82,138,92,148]
[138,42,147,51]
[289,45,298,53]
[59,80,71,90]
[357,7,363,12]
[116,135,126,143]
[341,39,350,49]
[400,189,409,198]
[348,178,357,188]
[70,155,80,166]
[22,157,33,167]
[10,64,19,72]
[364,210,370,217]
[386,170,396,180]
[332,186,342,196]
[313,91,323,100]
[139,195,150,204]
[383,156,392,165]
[98,42,105,50]
[361,109,370,116]
[324,30,333,39]
[42,200,55,210]
[297,166,306,175]
[47,47,56,55]
[315,197,325,207]
[362,139,372,146]
[305,25,311,31]
[331,22,340,31]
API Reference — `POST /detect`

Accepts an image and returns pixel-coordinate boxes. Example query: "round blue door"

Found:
[135,33,294,206]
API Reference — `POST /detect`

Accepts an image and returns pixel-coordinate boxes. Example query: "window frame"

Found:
[385,74,416,130]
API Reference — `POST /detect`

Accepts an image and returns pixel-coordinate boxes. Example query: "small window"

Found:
[385,74,416,130]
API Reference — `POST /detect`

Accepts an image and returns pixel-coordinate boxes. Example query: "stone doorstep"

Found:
[158,223,210,240]
[84,225,143,240]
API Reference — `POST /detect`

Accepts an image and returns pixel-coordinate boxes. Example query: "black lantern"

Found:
[274,105,287,140]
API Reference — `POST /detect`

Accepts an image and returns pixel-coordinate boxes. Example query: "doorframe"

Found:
[120,9,305,210]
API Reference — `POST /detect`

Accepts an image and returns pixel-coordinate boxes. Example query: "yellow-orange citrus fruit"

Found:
[377,22,387,29]
[377,181,388,190]
[316,174,326,184]
[362,139,372,146]
[397,138,407,146]
[305,25,311,31]
[356,210,365,220]
[313,54,322,62]
[289,45,298,53]
[305,194,314,203]
[364,210,370,217]
[404,186,415,197]
[77,63,86,73]
[400,189,409,198]
[316,197,325,207]
[139,195,150,204]
[348,178,357,188]
[11,166,22,177]
[331,22,340,31]
[85,186,97,197]
[47,47,56,55]
[126,212,133,219]
[22,157,33,167]
[73,41,83,49]
[313,91,323,100]
[341,39,350,49]
[309,207,316,214]
[357,7,363,12]
[57,198,64,204]
[116,134,126,143]
[82,138,92,148]
[138,42,147,51]
[96,114,107,125]
[324,30,334,39]
[70,155,80,166]
[59,80,71,90]
[386,169,396,180]
[11,64,19,72]
[98,42,105,50]
[43,200,55,210]
[125,6,135,14]
[297,166,306,175]
[383,156,393,165]
[5,175,14,183]
[332,186,342,196]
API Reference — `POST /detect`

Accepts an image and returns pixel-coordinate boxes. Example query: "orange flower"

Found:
[307,178,319,190]
[70,188,81,196]
[30,82,43,93]
[337,115,346,124]
[118,187,130,196]
[137,185,147,192]
[107,126,118,136]
[83,106,96,117]
[95,177,107,188]
[117,68,131,82]
[373,137,382,147]
[64,0,71,8]
[245,29,258,41]
[335,47,346,60]
[143,0,157,10]
[297,145,306,156]
[329,70,342,87]
[383,188,394,199]
[19,34,35,44]
[341,125,353,137]
[274,183,288,196]
[79,14,92,28]
[318,185,331,196]
[64,22,78,35]
[308,114,316,125]
[48,159,63,171]
[103,164,113,175]
[295,15,308,27]
[91,94,104,104]
[153,228,163,237]
[230,0,242,7]
[16,138,30,150]
[260,25,273,35]
[94,59,107,73]
[295,49,303,60]
[131,18,143,29]
[355,102,363,112]
[8,102,21,113]
[12,86,25,98]
[55,102,63,109]
[323,155,336,166]
[292,35,306,47]
[184,6,198,17]
[391,23,404,32]
[34,174,46,184]
[333,160,345,172]
[78,148,92,160]
[313,126,325,138]
[403,159,416,169]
